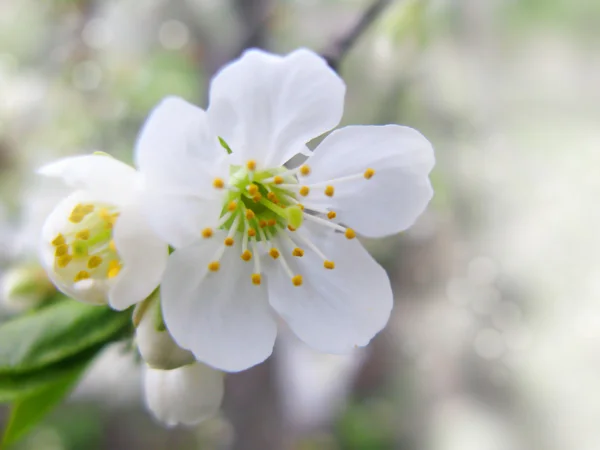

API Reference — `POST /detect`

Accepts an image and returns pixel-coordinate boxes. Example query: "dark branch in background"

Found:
[322,0,393,71]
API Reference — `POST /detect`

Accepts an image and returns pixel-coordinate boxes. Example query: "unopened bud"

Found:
[1,263,56,312]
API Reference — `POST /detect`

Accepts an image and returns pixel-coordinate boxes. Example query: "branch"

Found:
[322,0,393,71]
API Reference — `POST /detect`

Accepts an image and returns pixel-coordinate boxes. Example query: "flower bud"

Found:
[136,295,194,370]
[1,263,56,311]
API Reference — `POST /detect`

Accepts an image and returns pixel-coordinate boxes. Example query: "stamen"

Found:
[324,185,335,197]
[267,192,279,203]
[52,234,65,246]
[269,248,280,259]
[327,211,337,219]
[55,244,69,257]
[248,184,259,196]
[241,250,252,261]
[107,261,121,278]
[259,220,267,228]
[213,178,225,189]
[74,271,90,282]
[292,248,304,257]
[208,261,220,271]
[57,255,72,268]
[273,236,302,286]
[227,201,238,212]
[299,186,310,196]
[364,168,375,179]
[324,260,335,269]
[345,228,356,239]
[246,160,257,171]
[253,193,262,203]
[292,275,303,286]
[294,230,329,262]
[202,228,213,238]
[75,229,90,240]
[69,213,85,223]
[303,212,346,233]
[217,211,233,227]
[251,273,262,285]
[267,218,277,227]
[273,176,284,185]
[109,240,117,252]
[304,172,372,188]
[245,210,255,220]
[251,240,262,283]
[88,255,103,269]
[299,165,311,176]
[224,237,235,246]
[248,228,257,237]
[81,204,95,214]
[287,225,296,232]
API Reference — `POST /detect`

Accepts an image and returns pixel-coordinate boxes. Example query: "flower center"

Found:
[50,202,122,287]
[203,159,375,287]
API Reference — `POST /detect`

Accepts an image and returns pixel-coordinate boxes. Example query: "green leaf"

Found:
[0,300,131,375]
[1,355,90,448]
[0,345,101,403]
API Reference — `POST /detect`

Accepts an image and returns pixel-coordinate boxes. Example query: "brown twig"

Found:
[322,0,393,71]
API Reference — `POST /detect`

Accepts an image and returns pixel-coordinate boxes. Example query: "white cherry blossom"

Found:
[136,48,435,371]
[38,154,168,309]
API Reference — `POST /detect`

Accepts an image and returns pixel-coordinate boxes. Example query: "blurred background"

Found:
[1,0,600,448]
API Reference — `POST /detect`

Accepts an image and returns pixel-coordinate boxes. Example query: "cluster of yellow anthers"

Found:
[201,160,375,287]
[51,203,122,285]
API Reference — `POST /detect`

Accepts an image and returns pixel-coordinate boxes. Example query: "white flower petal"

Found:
[136,295,195,370]
[144,362,224,427]
[135,96,224,179]
[109,204,168,310]
[303,125,435,237]
[161,235,277,372]
[38,155,137,203]
[208,48,345,166]
[267,226,393,354]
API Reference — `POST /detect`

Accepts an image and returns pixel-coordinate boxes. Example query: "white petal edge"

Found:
[302,125,435,237]
[161,235,277,372]
[144,362,224,427]
[109,204,169,310]
[266,225,393,354]
[208,48,345,166]
[38,154,137,204]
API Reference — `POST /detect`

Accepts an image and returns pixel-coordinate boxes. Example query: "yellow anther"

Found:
[259,220,267,228]
[88,255,103,269]
[267,218,277,227]
[52,234,65,246]
[364,168,375,179]
[72,241,88,257]
[227,201,238,212]
[69,213,85,223]
[246,160,257,171]
[75,229,90,240]
[208,261,220,272]
[345,228,356,239]
[245,210,255,220]
[292,248,304,257]
[241,250,252,261]
[248,184,259,195]
[269,248,280,259]
[297,203,305,211]
[251,273,262,285]
[74,271,90,282]
[107,260,121,278]
[267,192,278,202]
[56,255,72,268]
[98,208,111,221]
[55,244,69,257]
[253,193,262,203]
[248,228,257,237]
[224,237,235,246]
[81,204,95,214]
[72,204,85,214]
[292,275,303,286]
[109,240,117,252]
[213,178,225,189]
[299,186,310,196]
[287,225,296,232]
[327,211,337,219]
[299,165,311,176]
[202,228,213,238]
[274,176,284,185]
[324,260,335,270]
[324,185,335,197]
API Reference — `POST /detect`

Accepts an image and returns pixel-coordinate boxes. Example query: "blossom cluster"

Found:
[38,48,435,425]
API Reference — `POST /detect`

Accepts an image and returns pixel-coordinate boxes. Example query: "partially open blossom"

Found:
[136,48,435,371]
[144,362,224,427]
[38,154,168,309]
